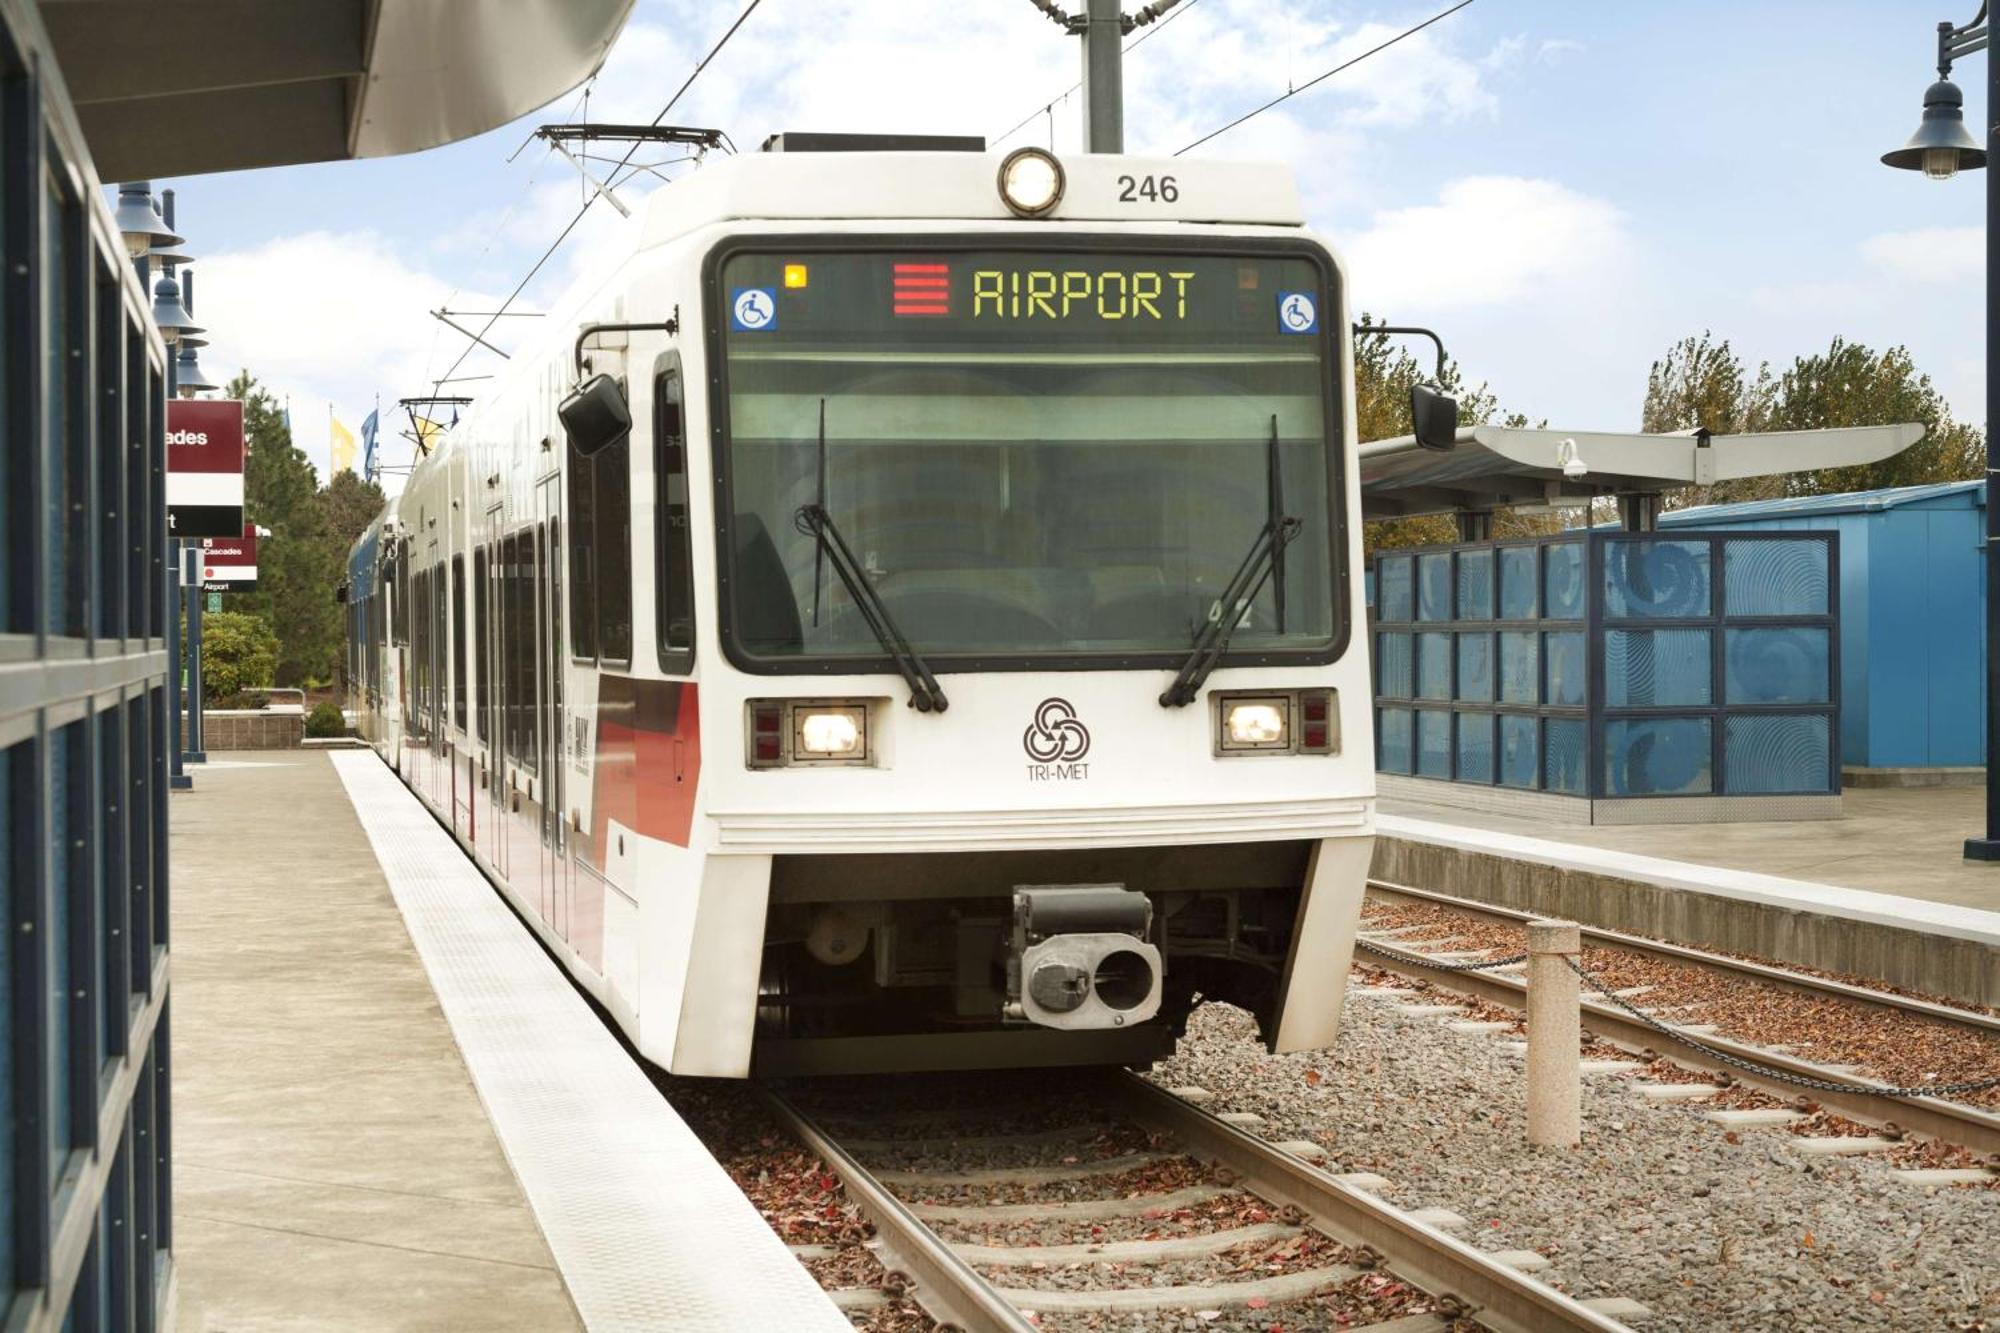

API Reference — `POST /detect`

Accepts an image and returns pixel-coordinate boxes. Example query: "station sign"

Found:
[166,399,245,538]
[199,524,257,594]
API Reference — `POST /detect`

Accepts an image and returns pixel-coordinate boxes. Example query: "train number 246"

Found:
[1116,174,1179,203]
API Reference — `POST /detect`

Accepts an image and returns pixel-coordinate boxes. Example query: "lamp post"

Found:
[1883,10,1996,860]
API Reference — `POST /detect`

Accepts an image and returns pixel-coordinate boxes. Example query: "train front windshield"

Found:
[715,243,1346,666]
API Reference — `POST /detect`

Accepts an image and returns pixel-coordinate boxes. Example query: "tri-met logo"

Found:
[1023,697,1090,782]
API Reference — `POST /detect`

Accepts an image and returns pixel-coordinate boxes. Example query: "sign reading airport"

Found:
[199,524,257,594]
[166,399,246,538]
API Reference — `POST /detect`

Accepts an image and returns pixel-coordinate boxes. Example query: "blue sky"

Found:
[143,0,1982,482]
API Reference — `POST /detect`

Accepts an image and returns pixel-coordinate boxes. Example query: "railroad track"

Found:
[757,1071,1635,1333]
[1360,878,2000,1157]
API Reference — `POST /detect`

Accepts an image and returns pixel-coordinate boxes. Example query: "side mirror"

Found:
[1410,383,1459,452]
[559,373,632,457]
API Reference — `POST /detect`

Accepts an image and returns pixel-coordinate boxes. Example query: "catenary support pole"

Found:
[1082,0,1124,152]
[1971,39,2000,860]
[1526,919,1580,1147]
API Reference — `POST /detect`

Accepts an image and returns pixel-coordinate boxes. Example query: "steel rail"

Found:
[754,1086,1038,1333]
[1108,1072,1633,1333]
[1355,892,2000,1156]
[1368,877,2000,1036]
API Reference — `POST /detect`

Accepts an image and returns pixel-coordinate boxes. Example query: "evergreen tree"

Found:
[227,372,343,686]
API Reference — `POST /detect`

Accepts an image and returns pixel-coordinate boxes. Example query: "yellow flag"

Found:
[414,416,447,454]
[330,414,357,473]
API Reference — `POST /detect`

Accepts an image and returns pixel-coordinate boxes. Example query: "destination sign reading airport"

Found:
[166,399,246,537]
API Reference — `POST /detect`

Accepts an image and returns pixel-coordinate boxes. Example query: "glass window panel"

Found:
[1455,712,1494,783]
[1416,710,1452,778]
[51,723,77,1161]
[1725,627,1831,704]
[1604,717,1713,796]
[1499,714,1539,788]
[1604,629,1712,707]
[1456,632,1493,702]
[1416,552,1452,622]
[1377,707,1413,774]
[1376,556,1412,623]
[1456,549,1493,620]
[0,742,14,1280]
[1543,542,1585,620]
[1726,714,1832,794]
[45,177,67,634]
[1725,538,1829,617]
[1499,631,1539,704]
[1544,630,1586,707]
[1416,632,1451,700]
[1499,545,1538,619]
[1604,539,1712,618]
[1544,717,1587,795]
[1375,631,1413,698]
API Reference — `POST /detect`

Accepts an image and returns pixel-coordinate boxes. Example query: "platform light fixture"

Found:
[150,271,198,346]
[1881,8,2000,861]
[113,181,182,259]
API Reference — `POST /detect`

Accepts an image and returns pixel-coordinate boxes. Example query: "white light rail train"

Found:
[344,136,1414,1077]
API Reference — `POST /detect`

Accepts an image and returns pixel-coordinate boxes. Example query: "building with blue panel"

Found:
[1661,482,1984,778]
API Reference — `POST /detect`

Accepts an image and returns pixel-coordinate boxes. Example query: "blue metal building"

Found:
[1661,482,1985,773]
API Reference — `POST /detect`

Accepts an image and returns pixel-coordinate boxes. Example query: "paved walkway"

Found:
[1381,784,2000,912]
[170,753,580,1331]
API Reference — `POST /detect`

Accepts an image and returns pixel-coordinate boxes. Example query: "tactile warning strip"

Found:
[330,753,849,1332]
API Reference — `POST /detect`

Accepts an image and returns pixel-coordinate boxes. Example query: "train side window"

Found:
[655,361,694,675]
[567,447,597,661]
[595,436,632,664]
[451,555,467,732]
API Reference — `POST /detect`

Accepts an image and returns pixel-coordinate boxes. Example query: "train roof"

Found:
[637,150,1306,250]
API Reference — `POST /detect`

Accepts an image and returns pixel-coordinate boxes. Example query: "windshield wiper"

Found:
[794,399,949,713]
[1159,415,1300,708]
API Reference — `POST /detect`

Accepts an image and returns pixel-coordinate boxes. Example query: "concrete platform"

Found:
[171,754,582,1331]
[1375,788,2000,1008]
[173,752,850,1331]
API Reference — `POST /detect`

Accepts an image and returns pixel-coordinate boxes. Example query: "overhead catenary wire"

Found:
[1175,0,1478,156]
[427,0,765,401]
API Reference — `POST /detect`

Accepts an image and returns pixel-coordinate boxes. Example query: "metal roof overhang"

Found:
[37,0,636,179]
[1358,423,1926,520]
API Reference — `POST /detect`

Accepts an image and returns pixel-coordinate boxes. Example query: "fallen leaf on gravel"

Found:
[1724,1131,1741,1145]
[1304,1069,1323,1086]
[1802,1231,1816,1249]
[1247,1297,1270,1310]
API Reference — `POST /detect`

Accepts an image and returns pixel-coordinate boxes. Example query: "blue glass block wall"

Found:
[1371,531,1838,799]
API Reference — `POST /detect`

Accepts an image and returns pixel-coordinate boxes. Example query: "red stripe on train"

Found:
[589,678,702,869]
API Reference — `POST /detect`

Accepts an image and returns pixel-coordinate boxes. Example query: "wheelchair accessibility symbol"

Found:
[1277,292,1318,335]
[731,287,777,332]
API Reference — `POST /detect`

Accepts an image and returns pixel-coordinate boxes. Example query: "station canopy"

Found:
[1359,423,1926,521]
[38,0,636,178]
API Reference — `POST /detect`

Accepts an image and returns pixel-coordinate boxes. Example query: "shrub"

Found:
[305,701,347,738]
[192,611,279,706]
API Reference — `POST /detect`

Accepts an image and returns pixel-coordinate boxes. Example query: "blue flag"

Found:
[360,409,379,481]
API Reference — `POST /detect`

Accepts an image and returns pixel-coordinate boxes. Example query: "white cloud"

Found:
[1344,175,1629,310]
[1860,225,1982,284]
[195,230,502,482]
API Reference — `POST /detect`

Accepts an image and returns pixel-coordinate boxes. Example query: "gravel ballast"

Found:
[1148,989,2000,1332]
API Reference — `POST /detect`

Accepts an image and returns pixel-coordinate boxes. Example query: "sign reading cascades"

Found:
[1024,697,1091,782]
[165,399,246,537]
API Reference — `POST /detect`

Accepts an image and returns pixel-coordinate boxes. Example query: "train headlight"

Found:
[798,708,864,757]
[1213,690,1338,756]
[1224,700,1290,748]
[749,700,875,767]
[998,147,1065,218]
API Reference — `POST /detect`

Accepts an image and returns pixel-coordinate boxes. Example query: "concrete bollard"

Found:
[1526,919,1581,1148]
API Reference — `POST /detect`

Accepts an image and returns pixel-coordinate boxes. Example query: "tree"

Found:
[320,468,386,556]
[1642,333,1982,507]
[226,372,343,686]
